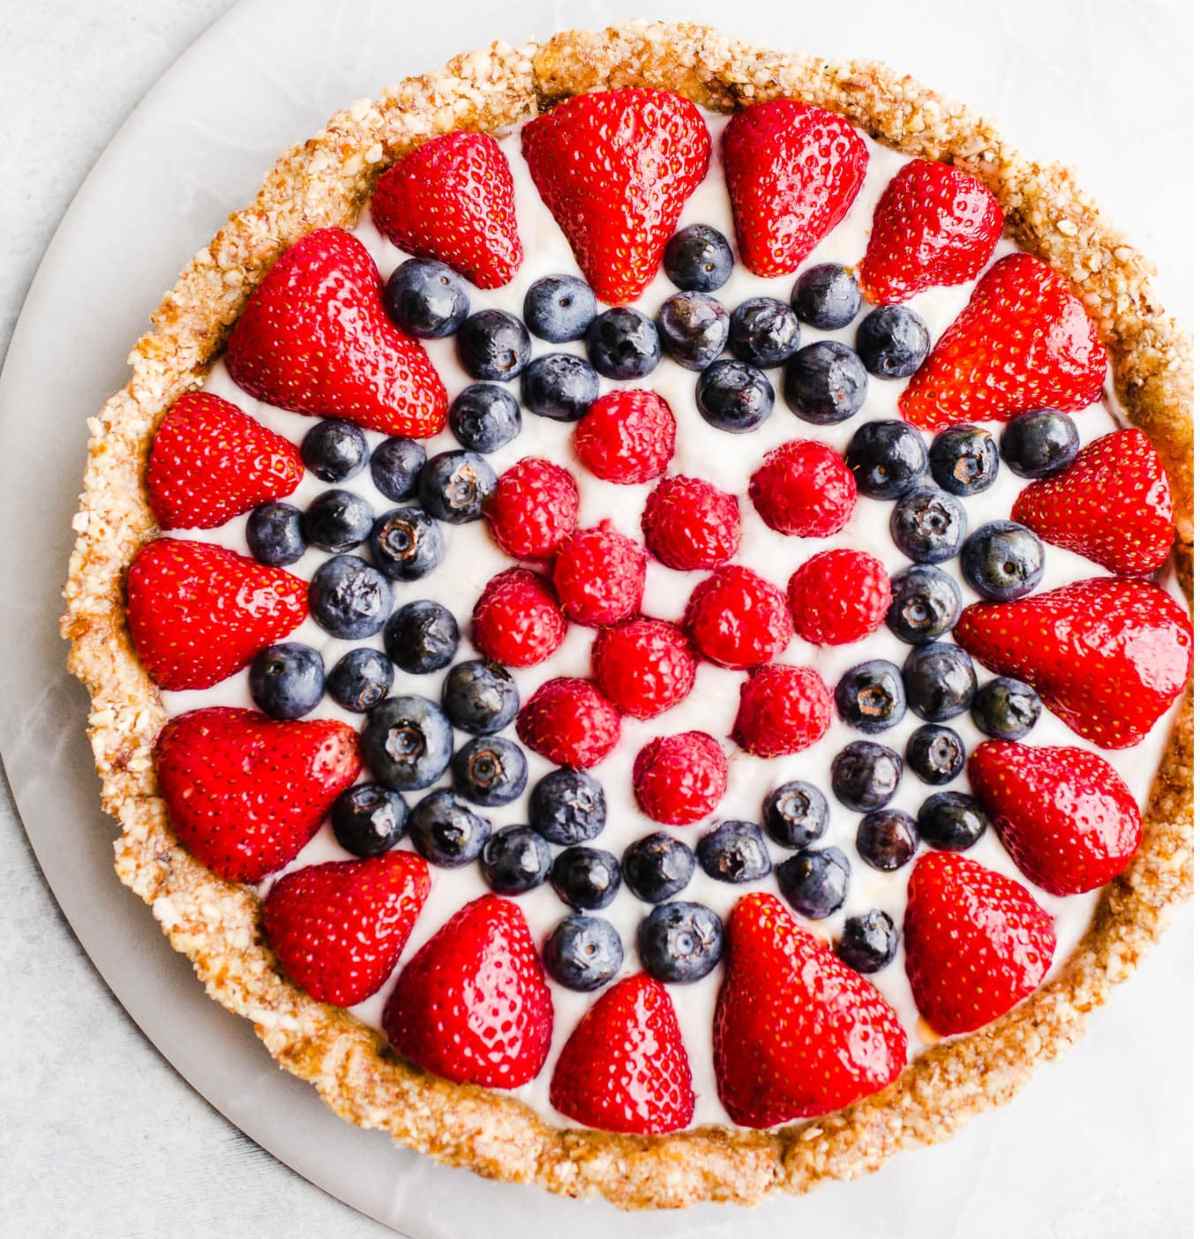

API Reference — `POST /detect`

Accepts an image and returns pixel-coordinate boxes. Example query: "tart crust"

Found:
[61,21,1193,1210]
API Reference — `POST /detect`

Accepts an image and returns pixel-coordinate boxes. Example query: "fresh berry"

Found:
[308,554,392,639]
[917,791,989,852]
[370,436,426,501]
[887,565,962,643]
[697,820,771,884]
[440,658,519,734]
[685,566,790,669]
[837,910,899,974]
[845,419,929,499]
[586,306,661,380]
[331,783,409,857]
[384,600,460,674]
[632,731,727,825]
[551,846,623,911]
[791,263,862,329]
[906,724,966,785]
[928,424,999,496]
[663,223,734,292]
[762,781,829,849]
[622,833,695,903]
[480,825,552,895]
[360,696,453,790]
[902,641,977,721]
[520,353,600,422]
[471,567,566,667]
[835,659,907,733]
[998,408,1081,478]
[456,309,531,381]
[573,389,676,484]
[641,475,741,569]
[749,439,856,536]
[695,359,774,433]
[302,488,374,551]
[246,502,306,566]
[728,296,802,368]
[369,506,445,581]
[890,487,967,565]
[418,450,497,523]
[249,642,325,720]
[451,736,528,806]
[855,305,930,378]
[486,457,579,559]
[636,901,724,983]
[782,341,868,424]
[971,676,1042,740]
[449,383,521,453]
[382,258,470,338]
[831,741,903,811]
[529,768,607,845]
[321,645,392,719]
[855,809,917,871]
[523,274,597,342]
[409,788,492,866]
[517,678,621,769]
[300,418,368,482]
[787,548,890,645]
[960,520,1045,601]
[591,617,697,719]
[777,846,851,918]
[657,292,729,371]
[552,524,645,626]
[733,664,833,757]
[543,915,623,991]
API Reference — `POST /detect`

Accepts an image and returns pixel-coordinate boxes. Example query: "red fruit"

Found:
[642,475,742,570]
[553,524,646,627]
[550,973,694,1134]
[899,252,1106,430]
[749,439,856,537]
[968,740,1142,896]
[573,389,676,484]
[732,664,833,758]
[370,131,522,289]
[225,228,447,437]
[714,892,906,1127]
[486,457,579,560]
[516,678,621,769]
[788,549,891,645]
[127,538,307,691]
[684,565,791,669]
[146,392,302,530]
[262,852,430,1006]
[383,894,553,1088]
[591,618,697,719]
[904,851,1056,1036]
[721,99,868,278]
[859,158,1003,304]
[632,731,727,825]
[954,577,1192,749]
[1011,427,1175,575]
[471,567,566,668]
[521,88,710,303]
[155,707,361,884]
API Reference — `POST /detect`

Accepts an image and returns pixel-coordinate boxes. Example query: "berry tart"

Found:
[63,21,1193,1210]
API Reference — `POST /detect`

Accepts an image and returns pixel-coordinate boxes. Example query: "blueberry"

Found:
[835,660,907,733]
[451,735,528,806]
[855,305,930,378]
[697,820,771,884]
[971,676,1042,740]
[622,832,695,903]
[248,642,324,720]
[846,420,928,500]
[887,565,962,644]
[855,809,918,871]
[440,658,519,734]
[543,915,623,991]
[529,768,606,845]
[370,437,426,502]
[890,487,967,564]
[917,791,990,851]
[456,309,531,381]
[409,788,491,867]
[246,501,306,566]
[308,555,392,638]
[523,275,596,343]
[360,695,453,790]
[417,450,497,523]
[999,409,1081,478]
[327,647,394,713]
[586,307,661,380]
[367,506,445,581]
[960,520,1045,601]
[928,425,999,496]
[663,224,734,292]
[636,901,723,983]
[696,359,774,433]
[837,910,898,973]
[782,341,868,424]
[384,601,460,675]
[302,488,375,551]
[831,741,903,811]
[905,724,966,785]
[728,297,802,368]
[902,642,977,722]
[791,263,862,330]
[300,419,368,482]
[762,781,829,849]
[656,291,729,371]
[777,847,851,919]
[383,258,469,338]
[550,846,622,911]
[449,384,521,453]
[331,783,408,857]
[480,825,551,894]
[520,353,599,422]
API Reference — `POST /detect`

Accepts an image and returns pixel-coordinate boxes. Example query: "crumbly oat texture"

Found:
[61,21,1193,1210]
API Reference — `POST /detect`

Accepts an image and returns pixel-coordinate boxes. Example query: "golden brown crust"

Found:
[62,21,1193,1210]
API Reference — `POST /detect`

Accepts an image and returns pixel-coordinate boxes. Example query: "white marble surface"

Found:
[0,1,1192,1236]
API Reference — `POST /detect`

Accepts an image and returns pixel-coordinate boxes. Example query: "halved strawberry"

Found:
[127,538,307,690]
[904,851,1055,1036]
[713,892,906,1128]
[155,707,361,884]
[521,88,710,303]
[899,252,1106,430]
[225,227,447,437]
[968,740,1142,896]
[721,99,868,278]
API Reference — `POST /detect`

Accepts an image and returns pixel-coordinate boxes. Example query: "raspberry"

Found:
[516,677,621,769]
[591,618,697,719]
[788,549,892,645]
[552,523,646,627]
[732,664,833,757]
[573,389,676,483]
[749,440,856,536]
[684,565,790,669]
[486,457,579,559]
[633,731,728,825]
[641,476,742,570]
[472,568,566,667]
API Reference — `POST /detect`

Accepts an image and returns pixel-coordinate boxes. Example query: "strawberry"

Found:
[225,227,447,437]
[713,892,906,1127]
[521,88,710,303]
[954,577,1192,749]
[899,252,1106,430]
[262,852,430,1006]
[859,159,1003,304]
[146,392,302,530]
[1011,427,1175,575]
[903,851,1056,1035]
[550,973,694,1134]
[155,707,361,884]
[968,740,1142,896]
[127,538,307,690]
[382,894,553,1088]
[721,99,868,278]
